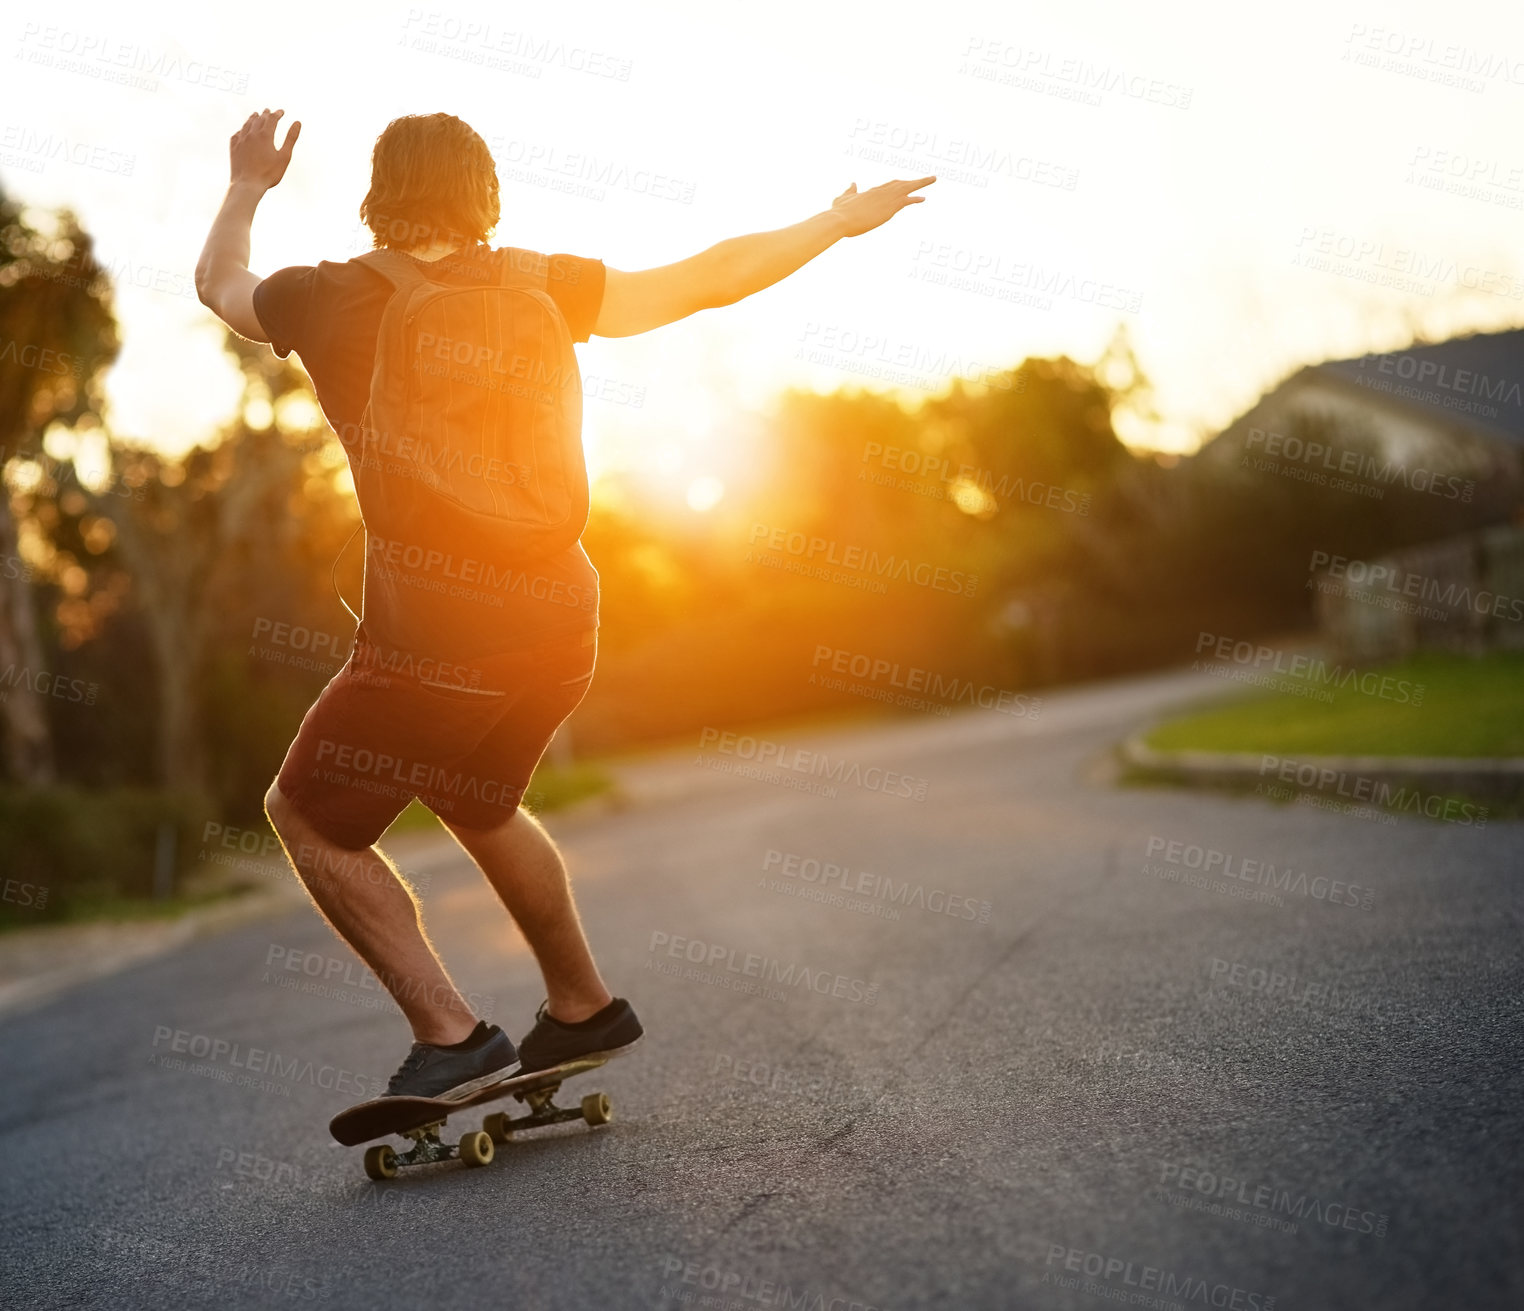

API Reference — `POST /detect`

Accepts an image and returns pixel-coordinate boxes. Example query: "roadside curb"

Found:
[1119,734,1524,806]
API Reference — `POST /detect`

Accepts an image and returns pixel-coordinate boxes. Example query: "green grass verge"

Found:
[0,884,259,932]
[1,762,616,933]
[1146,651,1524,757]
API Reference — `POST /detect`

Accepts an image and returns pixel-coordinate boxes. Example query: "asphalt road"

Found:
[3,666,1520,1310]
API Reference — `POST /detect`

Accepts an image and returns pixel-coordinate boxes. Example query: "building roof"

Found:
[1313,328,1524,446]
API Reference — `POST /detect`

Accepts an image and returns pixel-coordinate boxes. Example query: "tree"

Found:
[74,334,353,795]
[0,190,118,783]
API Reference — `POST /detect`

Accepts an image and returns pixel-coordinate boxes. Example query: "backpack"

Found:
[352,246,589,563]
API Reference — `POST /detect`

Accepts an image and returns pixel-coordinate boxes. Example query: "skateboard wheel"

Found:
[482,1112,514,1145]
[581,1092,612,1126]
[363,1145,398,1181]
[458,1130,494,1168]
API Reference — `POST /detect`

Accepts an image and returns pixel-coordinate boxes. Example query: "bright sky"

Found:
[6,0,1523,510]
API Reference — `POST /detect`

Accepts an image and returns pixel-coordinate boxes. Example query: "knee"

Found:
[264,783,375,874]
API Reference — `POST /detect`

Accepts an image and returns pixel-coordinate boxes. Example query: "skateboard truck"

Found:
[364,1120,496,1180]
[481,1082,612,1145]
[357,1075,614,1180]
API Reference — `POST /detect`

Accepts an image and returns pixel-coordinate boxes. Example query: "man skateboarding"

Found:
[195,108,933,1105]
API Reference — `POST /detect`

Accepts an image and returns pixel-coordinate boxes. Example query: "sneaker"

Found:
[382,1021,521,1100]
[518,998,643,1074]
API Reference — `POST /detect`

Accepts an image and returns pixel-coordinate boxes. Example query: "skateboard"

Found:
[329,1053,624,1180]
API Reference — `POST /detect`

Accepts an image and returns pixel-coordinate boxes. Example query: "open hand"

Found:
[830,176,935,237]
[229,109,301,191]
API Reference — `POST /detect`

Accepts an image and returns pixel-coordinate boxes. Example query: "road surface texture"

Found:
[3,666,1520,1310]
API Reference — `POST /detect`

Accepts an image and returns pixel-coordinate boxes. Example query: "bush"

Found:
[0,787,216,925]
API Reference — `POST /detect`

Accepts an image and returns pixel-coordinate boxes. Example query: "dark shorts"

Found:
[275,627,597,849]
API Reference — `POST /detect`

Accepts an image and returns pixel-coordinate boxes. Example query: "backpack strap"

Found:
[353,247,436,292]
[356,245,555,296]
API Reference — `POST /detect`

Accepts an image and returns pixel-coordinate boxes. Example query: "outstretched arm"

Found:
[195,109,301,341]
[592,175,935,338]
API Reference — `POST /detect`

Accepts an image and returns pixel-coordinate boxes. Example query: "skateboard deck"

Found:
[330,1049,631,1180]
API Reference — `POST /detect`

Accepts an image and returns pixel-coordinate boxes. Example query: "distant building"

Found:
[1317,328,1524,446]
[1227,328,1524,661]
[995,329,1524,678]
[1312,523,1524,662]
[1200,327,1524,497]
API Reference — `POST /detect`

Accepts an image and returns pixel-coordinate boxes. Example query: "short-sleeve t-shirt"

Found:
[252,244,605,658]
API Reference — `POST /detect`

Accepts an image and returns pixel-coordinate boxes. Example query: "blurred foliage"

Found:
[0,786,213,926]
[2,194,1519,897]
[17,334,359,817]
[0,188,118,450]
[0,186,120,782]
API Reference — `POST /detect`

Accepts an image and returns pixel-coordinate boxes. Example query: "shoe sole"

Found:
[519,1032,643,1078]
[433,1059,523,1103]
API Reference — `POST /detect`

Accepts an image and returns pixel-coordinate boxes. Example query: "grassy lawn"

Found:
[1146,651,1524,757]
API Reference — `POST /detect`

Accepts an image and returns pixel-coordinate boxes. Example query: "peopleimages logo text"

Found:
[747,524,977,597]
[810,644,1041,718]
[698,727,929,801]
[860,440,1091,514]
[149,1027,382,1099]
[1194,633,1426,705]
[647,931,878,1005]
[1310,550,1524,622]
[1145,836,1376,909]
[761,849,991,923]
[1243,427,1474,500]
[366,533,596,612]
[1258,754,1488,826]
[1157,1161,1388,1237]
[1043,1244,1274,1310]
[315,738,524,808]
[1352,351,1524,406]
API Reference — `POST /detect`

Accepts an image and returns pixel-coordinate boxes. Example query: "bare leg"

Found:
[442,808,612,1023]
[264,783,476,1046]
